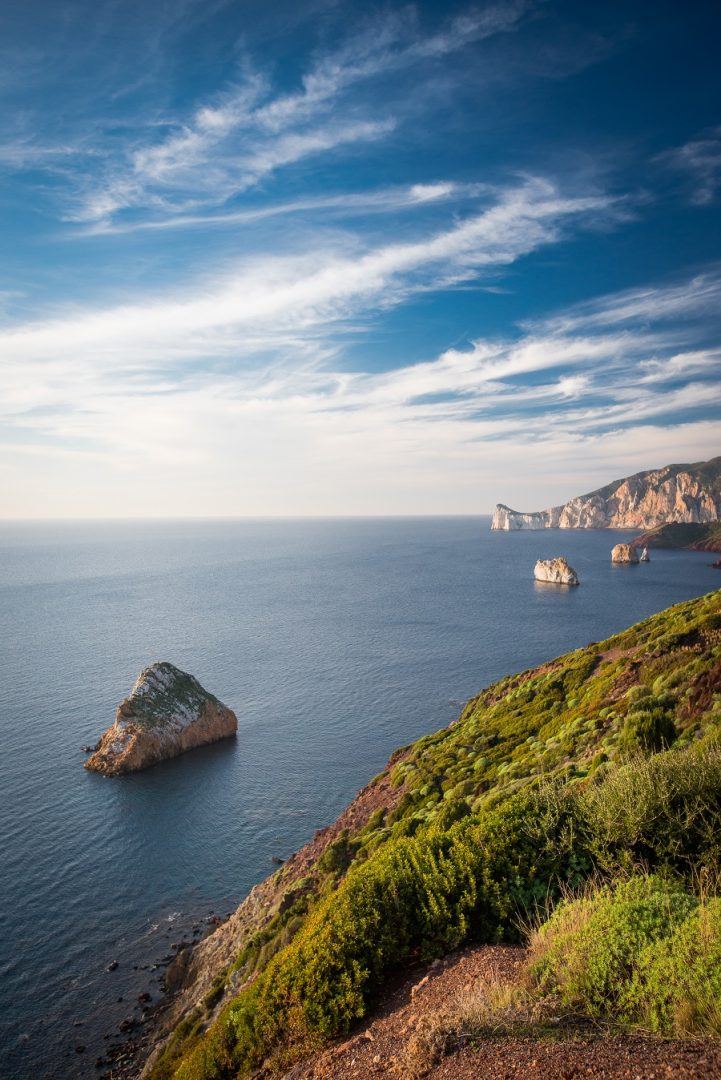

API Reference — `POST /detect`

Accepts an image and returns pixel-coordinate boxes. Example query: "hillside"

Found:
[139,589,721,1080]
[491,455,721,530]
[631,521,721,552]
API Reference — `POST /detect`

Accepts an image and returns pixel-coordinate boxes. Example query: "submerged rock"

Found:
[85,662,237,776]
[534,557,580,586]
[611,543,639,564]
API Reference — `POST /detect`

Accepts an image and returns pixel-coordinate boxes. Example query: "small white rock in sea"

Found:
[534,557,580,586]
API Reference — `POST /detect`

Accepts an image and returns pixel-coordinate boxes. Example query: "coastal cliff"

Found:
[138,590,721,1080]
[86,662,237,776]
[631,521,721,553]
[492,456,721,531]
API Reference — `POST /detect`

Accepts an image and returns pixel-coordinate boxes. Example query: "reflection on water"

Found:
[0,517,716,1079]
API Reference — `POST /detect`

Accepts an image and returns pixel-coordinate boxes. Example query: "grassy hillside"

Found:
[632,521,721,551]
[148,589,721,1080]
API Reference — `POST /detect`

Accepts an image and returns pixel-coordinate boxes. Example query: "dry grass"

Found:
[399,968,547,1079]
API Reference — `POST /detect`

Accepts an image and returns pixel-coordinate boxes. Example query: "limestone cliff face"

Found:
[492,457,721,531]
[85,662,237,776]
[534,557,579,585]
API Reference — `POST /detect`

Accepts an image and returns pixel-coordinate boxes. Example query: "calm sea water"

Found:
[0,517,718,1079]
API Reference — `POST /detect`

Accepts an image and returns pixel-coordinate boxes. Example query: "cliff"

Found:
[85,662,237,776]
[138,589,721,1080]
[492,456,721,531]
[631,521,721,553]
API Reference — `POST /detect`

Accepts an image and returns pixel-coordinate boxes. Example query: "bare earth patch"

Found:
[285,944,721,1080]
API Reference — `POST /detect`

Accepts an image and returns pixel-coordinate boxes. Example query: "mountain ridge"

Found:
[492,456,721,530]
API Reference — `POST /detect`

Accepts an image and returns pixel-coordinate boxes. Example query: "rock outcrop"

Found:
[534,557,579,585]
[492,457,721,531]
[631,522,721,553]
[85,662,237,776]
[611,543,639,564]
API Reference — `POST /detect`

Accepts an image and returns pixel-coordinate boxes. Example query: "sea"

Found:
[0,517,718,1079]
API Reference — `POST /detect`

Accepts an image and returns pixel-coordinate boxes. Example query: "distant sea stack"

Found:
[534,557,579,585]
[491,456,721,531]
[85,662,237,776]
[611,543,639,564]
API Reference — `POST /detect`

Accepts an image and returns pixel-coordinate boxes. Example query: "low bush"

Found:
[528,875,721,1037]
[174,785,586,1079]
[527,876,696,1018]
[581,742,721,876]
[632,897,721,1034]
[619,707,676,754]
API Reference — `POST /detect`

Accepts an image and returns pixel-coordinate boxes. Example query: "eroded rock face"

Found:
[492,457,721,531]
[611,543,639,564]
[534,557,579,585]
[85,662,237,776]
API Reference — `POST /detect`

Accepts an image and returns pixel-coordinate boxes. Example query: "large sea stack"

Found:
[492,456,721,530]
[534,557,580,585]
[85,662,237,776]
[611,543,639,564]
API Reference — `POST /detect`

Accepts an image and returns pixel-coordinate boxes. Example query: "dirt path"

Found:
[285,944,721,1079]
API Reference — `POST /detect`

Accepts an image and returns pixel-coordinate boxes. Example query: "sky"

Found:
[1,0,720,518]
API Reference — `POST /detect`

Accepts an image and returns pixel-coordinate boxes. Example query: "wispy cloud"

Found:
[78,181,464,236]
[61,4,529,225]
[3,178,610,367]
[1,172,718,515]
[659,126,721,205]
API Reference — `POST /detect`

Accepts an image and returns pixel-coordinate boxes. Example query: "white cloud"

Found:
[660,126,721,205]
[538,270,721,334]
[2,179,611,370]
[66,4,529,224]
[76,181,464,236]
[2,178,719,518]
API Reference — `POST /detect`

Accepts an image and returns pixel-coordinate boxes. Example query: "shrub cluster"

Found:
[152,590,721,1079]
[173,786,585,1079]
[528,874,721,1036]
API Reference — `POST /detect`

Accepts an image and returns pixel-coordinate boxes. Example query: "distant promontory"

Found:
[85,662,237,776]
[492,456,721,531]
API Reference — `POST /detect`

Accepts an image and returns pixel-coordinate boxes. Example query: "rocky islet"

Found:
[85,662,237,776]
[533,557,580,585]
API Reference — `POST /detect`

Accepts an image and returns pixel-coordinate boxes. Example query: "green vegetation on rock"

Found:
[149,589,721,1079]
[632,521,721,551]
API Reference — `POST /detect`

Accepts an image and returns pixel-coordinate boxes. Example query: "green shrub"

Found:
[581,743,721,876]
[528,876,696,1017]
[529,877,721,1037]
[633,898,721,1034]
[316,831,359,876]
[619,707,676,754]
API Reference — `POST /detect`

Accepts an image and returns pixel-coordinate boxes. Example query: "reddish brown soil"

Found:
[286,945,721,1080]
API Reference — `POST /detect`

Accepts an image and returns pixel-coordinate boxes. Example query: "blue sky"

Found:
[2,0,720,517]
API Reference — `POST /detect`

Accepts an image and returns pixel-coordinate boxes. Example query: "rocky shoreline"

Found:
[76,907,235,1080]
[631,521,721,553]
